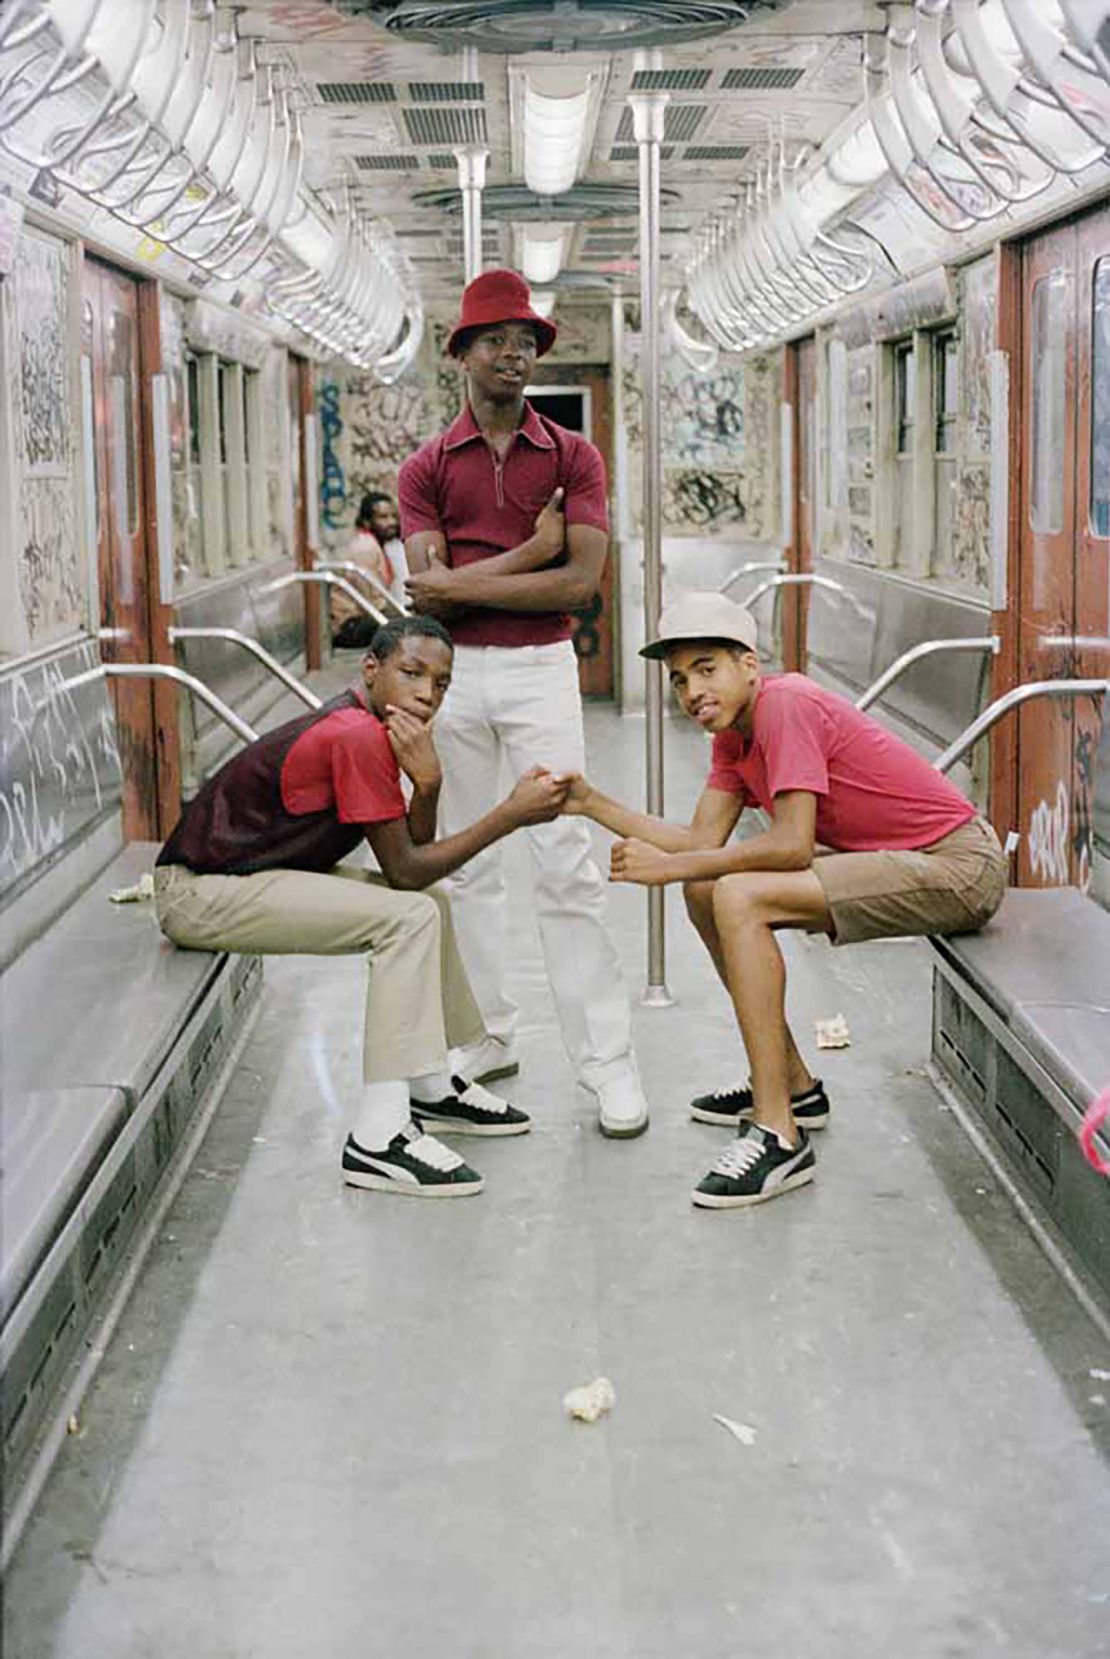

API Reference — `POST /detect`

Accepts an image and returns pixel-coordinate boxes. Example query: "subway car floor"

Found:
[4,696,1110,1659]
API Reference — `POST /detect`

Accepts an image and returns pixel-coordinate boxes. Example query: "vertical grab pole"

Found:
[630,58,674,1009]
[455,145,488,284]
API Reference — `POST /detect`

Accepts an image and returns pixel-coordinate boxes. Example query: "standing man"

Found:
[398,270,648,1138]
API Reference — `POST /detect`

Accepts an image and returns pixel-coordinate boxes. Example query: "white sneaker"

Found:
[594,1070,650,1140]
[451,1034,520,1085]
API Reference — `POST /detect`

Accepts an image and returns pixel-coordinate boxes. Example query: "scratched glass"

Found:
[1030,270,1068,536]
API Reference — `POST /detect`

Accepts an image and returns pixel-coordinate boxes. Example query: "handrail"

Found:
[742,572,849,608]
[168,626,322,709]
[719,558,787,595]
[933,679,1110,774]
[260,570,387,625]
[856,636,1000,713]
[44,662,259,745]
[315,560,408,616]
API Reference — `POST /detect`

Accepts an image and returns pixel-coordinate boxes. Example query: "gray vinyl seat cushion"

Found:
[0,843,224,1103]
[0,1086,128,1322]
[1,842,225,1322]
[932,888,1110,1107]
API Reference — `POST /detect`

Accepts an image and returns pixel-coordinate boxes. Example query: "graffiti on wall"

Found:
[1028,780,1071,885]
[662,366,745,467]
[16,231,70,475]
[663,470,746,529]
[962,255,996,461]
[319,380,347,531]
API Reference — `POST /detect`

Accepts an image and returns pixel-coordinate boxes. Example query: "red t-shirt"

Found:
[707,674,976,851]
[282,705,405,824]
[398,400,609,648]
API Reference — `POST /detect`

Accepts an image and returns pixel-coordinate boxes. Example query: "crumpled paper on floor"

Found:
[109,872,155,904]
[713,1414,757,1446]
[815,1014,851,1049]
[564,1377,615,1423]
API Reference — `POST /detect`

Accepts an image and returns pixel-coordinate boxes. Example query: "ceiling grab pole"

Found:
[629,51,674,1010]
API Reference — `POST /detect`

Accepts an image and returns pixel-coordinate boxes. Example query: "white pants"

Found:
[434,641,633,1090]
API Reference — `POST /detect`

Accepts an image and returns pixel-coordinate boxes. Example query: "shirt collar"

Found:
[443,399,556,453]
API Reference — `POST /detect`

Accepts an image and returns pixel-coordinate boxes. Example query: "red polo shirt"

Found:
[397,400,610,647]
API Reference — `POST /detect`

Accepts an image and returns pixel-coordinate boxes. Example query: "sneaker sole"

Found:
[692,1167,815,1209]
[690,1105,829,1129]
[471,1060,520,1085]
[599,1114,649,1140]
[343,1170,485,1197]
[410,1113,531,1138]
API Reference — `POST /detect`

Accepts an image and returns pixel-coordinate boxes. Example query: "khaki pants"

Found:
[154,865,485,1083]
[813,816,1007,946]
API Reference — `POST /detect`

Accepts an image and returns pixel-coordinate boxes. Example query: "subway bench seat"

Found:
[931,888,1110,1304]
[0,643,262,1534]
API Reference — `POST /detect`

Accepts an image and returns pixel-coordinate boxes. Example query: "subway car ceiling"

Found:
[1,0,1109,374]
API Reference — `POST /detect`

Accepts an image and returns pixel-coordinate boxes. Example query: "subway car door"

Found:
[82,256,159,840]
[1017,203,1110,888]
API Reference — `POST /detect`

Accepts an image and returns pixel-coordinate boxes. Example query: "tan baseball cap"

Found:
[640,592,759,661]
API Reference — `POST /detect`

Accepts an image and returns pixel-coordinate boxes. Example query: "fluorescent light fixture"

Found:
[825,120,888,189]
[517,223,566,285]
[530,289,556,317]
[524,80,590,197]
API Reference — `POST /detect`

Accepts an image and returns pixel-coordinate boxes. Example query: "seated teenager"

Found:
[155,616,569,1200]
[561,592,1007,1211]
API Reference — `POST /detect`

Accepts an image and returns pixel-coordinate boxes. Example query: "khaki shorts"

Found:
[812,816,1007,946]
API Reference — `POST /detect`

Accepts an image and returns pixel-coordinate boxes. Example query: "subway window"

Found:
[895,339,915,455]
[1092,257,1110,538]
[933,329,959,578]
[1030,268,1068,535]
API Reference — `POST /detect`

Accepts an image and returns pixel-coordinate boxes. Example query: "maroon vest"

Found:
[157,693,367,876]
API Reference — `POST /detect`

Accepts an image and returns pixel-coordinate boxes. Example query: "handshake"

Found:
[502,766,588,828]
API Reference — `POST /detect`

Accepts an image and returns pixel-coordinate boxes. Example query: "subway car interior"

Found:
[1,0,1110,1652]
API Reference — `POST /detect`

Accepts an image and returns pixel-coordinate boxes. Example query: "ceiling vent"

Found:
[427,153,458,169]
[630,67,710,90]
[720,65,805,90]
[403,106,489,145]
[408,81,485,102]
[683,144,749,161]
[355,153,423,169]
[337,2,785,53]
[615,104,707,143]
[318,81,398,103]
[413,181,679,220]
[609,145,674,162]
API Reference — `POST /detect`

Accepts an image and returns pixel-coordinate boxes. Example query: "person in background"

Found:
[332,492,408,648]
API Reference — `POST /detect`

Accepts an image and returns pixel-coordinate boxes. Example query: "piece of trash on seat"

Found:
[713,1414,757,1447]
[815,1014,851,1050]
[109,872,155,904]
[564,1377,615,1423]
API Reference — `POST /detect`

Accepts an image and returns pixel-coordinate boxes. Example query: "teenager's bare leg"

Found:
[710,871,832,1143]
[684,878,816,1096]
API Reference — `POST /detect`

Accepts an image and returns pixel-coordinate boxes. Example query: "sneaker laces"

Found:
[404,1130,465,1172]
[711,1081,749,1102]
[453,1077,509,1114]
[711,1133,770,1178]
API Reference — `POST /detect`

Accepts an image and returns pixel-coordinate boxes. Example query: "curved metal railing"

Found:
[168,626,321,709]
[933,679,1110,774]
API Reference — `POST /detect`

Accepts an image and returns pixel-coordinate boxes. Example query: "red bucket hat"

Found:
[446,268,557,359]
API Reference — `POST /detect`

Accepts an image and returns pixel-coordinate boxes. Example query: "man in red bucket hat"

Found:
[398,269,648,1139]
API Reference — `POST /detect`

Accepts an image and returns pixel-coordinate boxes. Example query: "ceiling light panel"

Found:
[523,81,592,197]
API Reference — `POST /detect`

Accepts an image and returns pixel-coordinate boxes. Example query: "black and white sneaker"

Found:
[690,1078,830,1130]
[692,1123,815,1210]
[342,1124,484,1197]
[410,1076,531,1138]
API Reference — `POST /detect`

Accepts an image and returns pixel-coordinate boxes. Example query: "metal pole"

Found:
[933,679,1109,775]
[630,62,673,1009]
[48,663,260,745]
[855,636,999,713]
[454,144,488,284]
[611,284,629,545]
[168,627,322,709]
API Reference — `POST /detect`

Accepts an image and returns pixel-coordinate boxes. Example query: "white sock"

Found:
[352,1081,410,1149]
[409,1067,455,1104]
